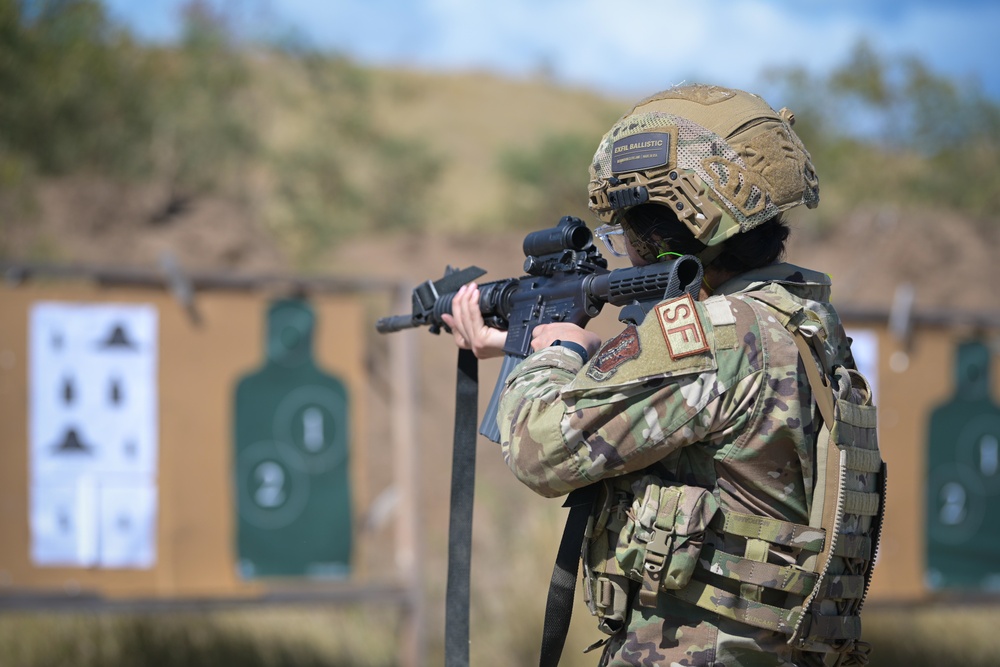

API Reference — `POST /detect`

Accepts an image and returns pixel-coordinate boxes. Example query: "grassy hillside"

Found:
[3,2,997,272]
[1,46,625,267]
[364,67,624,231]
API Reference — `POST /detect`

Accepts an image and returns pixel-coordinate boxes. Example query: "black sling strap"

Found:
[538,486,597,667]
[445,347,595,667]
[445,348,478,667]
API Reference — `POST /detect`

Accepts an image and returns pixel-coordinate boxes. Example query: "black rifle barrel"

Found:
[374,313,420,334]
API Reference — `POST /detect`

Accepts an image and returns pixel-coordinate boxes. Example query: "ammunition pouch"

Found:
[617,476,719,605]
[581,479,634,636]
[581,475,719,634]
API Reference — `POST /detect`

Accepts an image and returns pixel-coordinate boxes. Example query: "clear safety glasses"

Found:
[594,223,629,257]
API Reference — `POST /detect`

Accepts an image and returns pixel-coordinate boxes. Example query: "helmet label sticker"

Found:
[655,293,709,360]
[611,132,671,174]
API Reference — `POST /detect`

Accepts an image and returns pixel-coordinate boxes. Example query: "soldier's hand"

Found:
[441,283,507,359]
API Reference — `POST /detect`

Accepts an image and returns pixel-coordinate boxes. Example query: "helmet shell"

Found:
[588,84,819,249]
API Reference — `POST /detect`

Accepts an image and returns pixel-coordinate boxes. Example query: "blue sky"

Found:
[101,0,1000,100]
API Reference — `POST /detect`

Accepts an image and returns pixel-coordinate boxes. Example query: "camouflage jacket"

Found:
[497,263,855,667]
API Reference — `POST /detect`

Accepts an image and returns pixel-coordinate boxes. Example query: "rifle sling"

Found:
[539,486,597,667]
[445,348,478,667]
[445,346,595,667]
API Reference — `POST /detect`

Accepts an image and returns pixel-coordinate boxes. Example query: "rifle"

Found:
[376,215,704,443]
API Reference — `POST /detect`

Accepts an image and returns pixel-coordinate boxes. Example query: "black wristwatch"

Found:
[550,339,589,363]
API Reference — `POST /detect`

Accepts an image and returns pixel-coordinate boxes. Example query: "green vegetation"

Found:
[3,601,1000,667]
[145,3,259,214]
[0,0,441,265]
[762,39,1000,229]
[498,132,598,229]
[863,602,1000,667]
[0,0,156,178]
[0,607,399,667]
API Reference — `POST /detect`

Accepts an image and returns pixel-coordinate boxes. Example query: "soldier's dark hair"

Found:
[620,203,790,273]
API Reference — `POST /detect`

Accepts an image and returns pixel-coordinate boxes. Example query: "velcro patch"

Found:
[611,131,671,174]
[655,293,709,360]
[586,324,641,381]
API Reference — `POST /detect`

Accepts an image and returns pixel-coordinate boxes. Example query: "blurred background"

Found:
[2,1,1000,666]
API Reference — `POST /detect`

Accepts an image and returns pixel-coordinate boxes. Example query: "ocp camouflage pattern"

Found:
[497,263,855,666]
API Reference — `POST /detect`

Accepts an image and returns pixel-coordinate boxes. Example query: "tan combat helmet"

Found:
[588,84,820,262]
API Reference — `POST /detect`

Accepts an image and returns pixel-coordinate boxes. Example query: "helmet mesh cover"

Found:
[591,112,779,232]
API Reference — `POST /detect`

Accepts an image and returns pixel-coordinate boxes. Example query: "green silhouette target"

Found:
[926,340,1000,590]
[234,298,351,578]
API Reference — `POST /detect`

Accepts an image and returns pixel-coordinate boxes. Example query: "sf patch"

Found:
[586,324,641,381]
[655,293,709,360]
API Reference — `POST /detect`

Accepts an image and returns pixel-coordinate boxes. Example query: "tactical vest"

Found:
[581,288,886,666]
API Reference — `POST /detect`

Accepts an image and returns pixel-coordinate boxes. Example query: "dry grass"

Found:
[3,599,1000,667]
[363,68,625,233]
[863,602,1000,667]
[0,607,399,667]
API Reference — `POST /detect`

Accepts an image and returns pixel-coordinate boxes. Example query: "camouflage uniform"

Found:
[498,263,855,667]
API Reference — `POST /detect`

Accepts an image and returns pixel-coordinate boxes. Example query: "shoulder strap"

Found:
[738,285,836,428]
[792,329,835,429]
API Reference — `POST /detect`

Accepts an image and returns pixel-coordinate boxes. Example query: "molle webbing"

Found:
[699,546,820,596]
[710,509,825,552]
[670,576,801,634]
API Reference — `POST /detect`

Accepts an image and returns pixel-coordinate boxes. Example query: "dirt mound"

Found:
[5,177,287,273]
[787,208,999,313]
[328,208,1000,316]
[9,177,998,316]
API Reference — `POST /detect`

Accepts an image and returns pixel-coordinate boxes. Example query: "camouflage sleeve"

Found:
[497,343,760,498]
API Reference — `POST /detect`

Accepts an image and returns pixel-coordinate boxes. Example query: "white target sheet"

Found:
[29,302,159,568]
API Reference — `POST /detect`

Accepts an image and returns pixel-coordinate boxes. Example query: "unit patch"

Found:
[655,293,709,360]
[586,324,641,381]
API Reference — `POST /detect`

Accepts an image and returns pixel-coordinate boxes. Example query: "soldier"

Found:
[443,84,883,667]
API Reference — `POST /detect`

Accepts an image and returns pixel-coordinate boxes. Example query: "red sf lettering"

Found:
[664,302,691,323]
[655,294,709,360]
[667,322,701,344]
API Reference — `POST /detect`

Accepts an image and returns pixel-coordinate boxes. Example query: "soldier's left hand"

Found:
[441,282,507,359]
